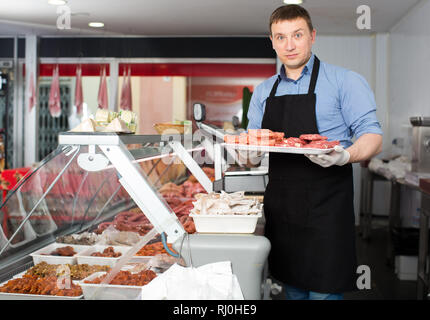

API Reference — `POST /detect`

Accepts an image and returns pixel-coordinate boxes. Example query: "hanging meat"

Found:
[120,66,132,110]
[48,65,61,117]
[74,65,83,114]
[97,66,108,109]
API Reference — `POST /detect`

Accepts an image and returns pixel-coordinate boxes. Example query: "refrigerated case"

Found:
[0,132,270,299]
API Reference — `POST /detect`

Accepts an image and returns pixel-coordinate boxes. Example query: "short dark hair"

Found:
[269,5,314,34]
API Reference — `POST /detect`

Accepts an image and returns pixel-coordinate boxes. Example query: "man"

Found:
[246,5,382,300]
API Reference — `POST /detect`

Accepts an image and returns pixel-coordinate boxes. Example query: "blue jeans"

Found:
[284,284,343,300]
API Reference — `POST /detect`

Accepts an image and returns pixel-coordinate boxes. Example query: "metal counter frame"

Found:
[359,168,419,267]
[417,191,430,300]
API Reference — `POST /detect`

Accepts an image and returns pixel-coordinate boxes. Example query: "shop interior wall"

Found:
[0,37,275,167]
[389,0,429,157]
[311,34,390,221]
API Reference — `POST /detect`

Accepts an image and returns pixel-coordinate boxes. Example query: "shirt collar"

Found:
[279,53,315,81]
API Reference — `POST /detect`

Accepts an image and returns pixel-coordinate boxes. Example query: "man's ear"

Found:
[311,29,316,44]
[269,34,274,49]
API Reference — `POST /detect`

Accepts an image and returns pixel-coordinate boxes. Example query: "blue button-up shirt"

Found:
[246,53,382,148]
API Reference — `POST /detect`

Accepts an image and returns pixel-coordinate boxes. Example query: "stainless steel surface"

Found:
[411,125,430,173]
[417,191,430,300]
[58,132,184,146]
[224,174,268,193]
[173,233,271,300]
[410,116,430,127]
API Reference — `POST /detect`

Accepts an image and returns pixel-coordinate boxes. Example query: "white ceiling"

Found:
[0,0,422,37]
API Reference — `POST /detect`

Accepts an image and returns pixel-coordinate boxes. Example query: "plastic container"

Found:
[75,245,132,267]
[78,272,143,300]
[30,243,91,265]
[0,274,83,300]
[189,212,262,234]
[0,291,83,300]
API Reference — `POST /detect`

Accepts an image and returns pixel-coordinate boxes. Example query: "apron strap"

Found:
[269,55,321,98]
[308,56,320,94]
[269,75,281,98]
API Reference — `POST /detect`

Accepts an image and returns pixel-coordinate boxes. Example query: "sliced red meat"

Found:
[248,136,276,146]
[299,134,328,141]
[238,134,249,145]
[303,140,339,149]
[248,129,273,138]
[224,135,240,144]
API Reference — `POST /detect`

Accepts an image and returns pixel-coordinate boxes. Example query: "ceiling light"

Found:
[283,0,303,4]
[88,22,104,28]
[48,0,67,5]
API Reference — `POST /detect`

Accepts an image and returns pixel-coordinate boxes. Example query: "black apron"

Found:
[261,56,357,293]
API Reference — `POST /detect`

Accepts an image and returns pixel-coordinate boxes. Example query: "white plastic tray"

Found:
[190,211,262,234]
[76,245,132,267]
[0,275,83,300]
[78,272,144,300]
[224,143,334,155]
[30,243,91,265]
[0,291,83,300]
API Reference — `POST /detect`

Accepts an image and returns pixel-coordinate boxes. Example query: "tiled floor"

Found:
[270,217,418,300]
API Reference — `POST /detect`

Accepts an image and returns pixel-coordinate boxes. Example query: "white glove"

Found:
[305,145,350,168]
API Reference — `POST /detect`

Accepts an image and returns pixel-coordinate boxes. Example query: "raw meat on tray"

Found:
[224,129,340,150]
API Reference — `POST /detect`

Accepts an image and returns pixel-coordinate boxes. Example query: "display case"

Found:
[0,131,270,300]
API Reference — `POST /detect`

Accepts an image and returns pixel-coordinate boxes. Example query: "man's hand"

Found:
[305,145,350,168]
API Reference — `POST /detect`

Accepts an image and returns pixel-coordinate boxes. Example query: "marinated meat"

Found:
[0,274,82,296]
[90,246,122,258]
[47,246,76,256]
[84,270,157,286]
[25,262,110,280]
[136,242,174,256]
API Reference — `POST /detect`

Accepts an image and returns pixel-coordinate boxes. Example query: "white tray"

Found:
[190,211,262,234]
[76,245,132,267]
[224,143,334,155]
[0,274,83,300]
[78,272,144,300]
[30,243,91,265]
[0,291,83,300]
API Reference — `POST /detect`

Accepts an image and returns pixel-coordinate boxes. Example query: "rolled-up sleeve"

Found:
[339,71,383,139]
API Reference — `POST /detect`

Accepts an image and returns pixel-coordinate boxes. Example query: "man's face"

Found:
[270,18,316,71]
